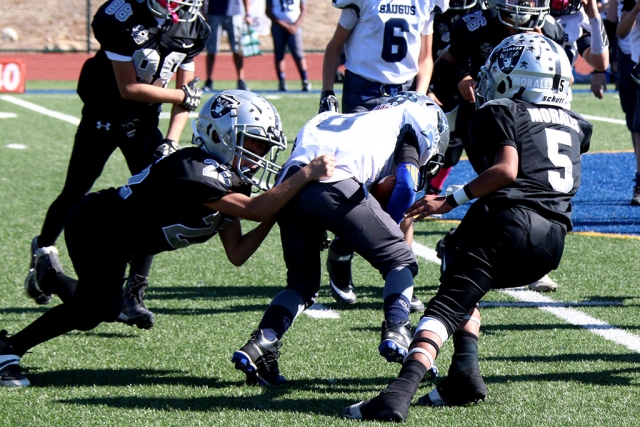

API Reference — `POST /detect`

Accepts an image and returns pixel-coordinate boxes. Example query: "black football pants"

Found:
[425,202,566,336]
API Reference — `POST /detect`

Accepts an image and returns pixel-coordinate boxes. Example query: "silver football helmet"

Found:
[192,90,287,192]
[378,92,450,187]
[486,0,550,31]
[147,0,203,23]
[449,0,478,10]
[475,33,573,108]
[549,0,582,17]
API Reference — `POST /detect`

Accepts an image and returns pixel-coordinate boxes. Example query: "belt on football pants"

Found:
[346,70,413,97]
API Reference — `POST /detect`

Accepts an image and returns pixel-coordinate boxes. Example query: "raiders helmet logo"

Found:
[211,94,241,119]
[496,45,526,75]
[131,25,149,45]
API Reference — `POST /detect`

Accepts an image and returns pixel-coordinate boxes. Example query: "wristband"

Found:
[589,16,609,55]
[446,184,474,208]
[592,70,606,74]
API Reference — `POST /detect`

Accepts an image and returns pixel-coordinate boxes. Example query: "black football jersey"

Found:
[469,99,592,230]
[77,0,210,114]
[432,5,482,58]
[91,147,250,255]
[448,10,566,79]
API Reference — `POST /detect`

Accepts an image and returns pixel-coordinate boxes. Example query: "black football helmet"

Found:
[449,0,478,10]
[486,0,550,31]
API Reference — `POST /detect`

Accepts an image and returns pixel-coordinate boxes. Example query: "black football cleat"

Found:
[117,275,155,329]
[378,320,412,363]
[0,330,30,387]
[232,329,287,386]
[418,369,487,407]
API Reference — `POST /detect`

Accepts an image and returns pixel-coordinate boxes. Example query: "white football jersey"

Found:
[334,0,448,83]
[269,0,304,24]
[556,8,590,64]
[280,101,444,187]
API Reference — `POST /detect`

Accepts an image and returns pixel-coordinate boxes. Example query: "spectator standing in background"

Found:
[266,0,311,92]
[203,0,251,91]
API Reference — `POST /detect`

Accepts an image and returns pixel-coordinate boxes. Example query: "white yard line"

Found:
[0,95,80,125]
[580,114,626,125]
[411,241,640,353]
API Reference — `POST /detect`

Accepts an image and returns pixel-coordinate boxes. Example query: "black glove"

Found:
[153,138,178,161]
[632,63,640,86]
[319,90,340,114]
[181,77,202,111]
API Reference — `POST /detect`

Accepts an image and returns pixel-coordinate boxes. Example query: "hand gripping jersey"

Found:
[77,0,210,114]
[333,0,448,84]
[470,98,592,230]
[280,99,446,188]
[449,9,565,79]
[89,147,248,255]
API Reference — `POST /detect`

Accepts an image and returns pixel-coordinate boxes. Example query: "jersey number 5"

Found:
[546,128,574,194]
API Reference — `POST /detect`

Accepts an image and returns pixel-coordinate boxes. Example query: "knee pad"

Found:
[415,316,450,344]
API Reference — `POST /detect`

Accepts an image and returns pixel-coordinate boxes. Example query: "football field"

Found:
[1,82,639,426]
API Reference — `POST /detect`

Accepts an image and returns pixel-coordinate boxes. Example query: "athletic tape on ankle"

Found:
[463,315,481,326]
[403,347,434,367]
[415,317,449,343]
[412,337,440,357]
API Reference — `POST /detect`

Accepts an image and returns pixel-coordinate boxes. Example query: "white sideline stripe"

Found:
[0,95,80,125]
[305,303,340,319]
[0,112,17,118]
[411,241,640,353]
[580,114,626,125]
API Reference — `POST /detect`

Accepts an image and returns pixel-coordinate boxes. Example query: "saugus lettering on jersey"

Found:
[379,4,416,15]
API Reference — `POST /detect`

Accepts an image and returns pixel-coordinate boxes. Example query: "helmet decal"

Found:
[497,44,526,74]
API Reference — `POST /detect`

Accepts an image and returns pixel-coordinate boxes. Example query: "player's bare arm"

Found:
[218,216,278,266]
[405,145,518,220]
[205,154,336,221]
[112,59,186,105]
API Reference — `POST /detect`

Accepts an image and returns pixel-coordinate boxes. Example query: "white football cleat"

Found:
[528,274,558,292]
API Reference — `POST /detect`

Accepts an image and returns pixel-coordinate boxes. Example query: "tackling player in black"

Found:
[424,0,482,195]
[24,0,211,329]
[429,0,569,292]
[0,91,335,387]
[342,33,592,422]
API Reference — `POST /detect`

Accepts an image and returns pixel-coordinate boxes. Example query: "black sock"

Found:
[449,330,479,374]
[258,305,295,339]
[360,360,427,420]
[7,304,80,356]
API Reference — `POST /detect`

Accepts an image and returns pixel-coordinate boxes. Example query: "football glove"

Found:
[153,138,178,161]
[181,77,202,111]
[319,90,340,114]
[632,63,640,86]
